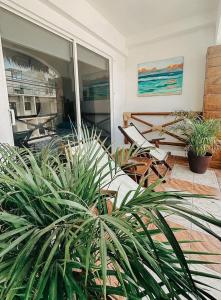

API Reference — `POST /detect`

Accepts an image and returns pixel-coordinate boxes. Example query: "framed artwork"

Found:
[138,56,184,96]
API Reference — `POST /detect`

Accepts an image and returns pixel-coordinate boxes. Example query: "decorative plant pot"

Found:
[187,150,212,174]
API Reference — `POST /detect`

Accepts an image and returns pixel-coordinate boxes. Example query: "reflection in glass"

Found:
[3,42,76,148]
[77,45,111,145]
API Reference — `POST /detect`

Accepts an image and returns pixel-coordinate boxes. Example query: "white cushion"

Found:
[124,126,167,161]
[124,126,152,147]
[148,147,167,161]
[72,140,143,207]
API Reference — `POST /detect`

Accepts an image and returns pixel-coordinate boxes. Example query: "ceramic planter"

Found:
[187,150,212,174]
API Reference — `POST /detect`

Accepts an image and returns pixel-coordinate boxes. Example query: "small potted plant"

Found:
[173,111,221,174]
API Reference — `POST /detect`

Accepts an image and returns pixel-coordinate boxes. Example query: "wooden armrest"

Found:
[149,137,165,148]
[149,138,165,143]
[100,189,118,196]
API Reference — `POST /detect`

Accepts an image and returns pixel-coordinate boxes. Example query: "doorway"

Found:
[0,8,112,147]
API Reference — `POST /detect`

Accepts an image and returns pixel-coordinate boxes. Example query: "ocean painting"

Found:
[138,56,184,96]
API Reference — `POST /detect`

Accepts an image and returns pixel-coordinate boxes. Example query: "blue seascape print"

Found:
[138,56,184,96]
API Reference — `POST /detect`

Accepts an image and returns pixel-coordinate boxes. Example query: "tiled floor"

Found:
[149,156,221,276]
[171,164,220,189]
[112,155,221,299]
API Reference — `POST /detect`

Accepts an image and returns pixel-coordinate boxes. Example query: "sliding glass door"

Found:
[77,44,111,145]
[0,8,111,148]
[0,8,77,148]
[3,43,77,147]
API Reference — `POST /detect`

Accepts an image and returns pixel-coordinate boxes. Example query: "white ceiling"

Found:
[86,0,219,38]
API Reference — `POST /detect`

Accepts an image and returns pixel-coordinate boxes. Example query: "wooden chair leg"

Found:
[163,160,172,170]
[150,164,166,183]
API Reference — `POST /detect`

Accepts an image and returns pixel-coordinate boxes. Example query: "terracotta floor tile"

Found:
[148,155,221,274]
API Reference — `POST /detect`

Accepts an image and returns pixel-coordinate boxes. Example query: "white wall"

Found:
[215,0,221,44]
[126,26,215,113]
[45,0,127,55]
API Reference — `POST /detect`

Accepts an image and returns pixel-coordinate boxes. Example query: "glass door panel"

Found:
[77,44,111,145]
[2,40,76,147]
[1,9,77,148]
[3,42,76,148]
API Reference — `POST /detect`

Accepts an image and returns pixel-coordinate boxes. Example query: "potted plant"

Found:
[0,134,220,299]
[173,111,221,174]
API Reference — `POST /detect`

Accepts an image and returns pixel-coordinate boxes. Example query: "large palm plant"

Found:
[0,131,220,300]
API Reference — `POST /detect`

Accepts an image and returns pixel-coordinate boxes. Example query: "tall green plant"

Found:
[0,131,220,299]
[172,112,221,156]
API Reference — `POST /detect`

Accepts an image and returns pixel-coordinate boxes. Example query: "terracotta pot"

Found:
[187,150,212,174]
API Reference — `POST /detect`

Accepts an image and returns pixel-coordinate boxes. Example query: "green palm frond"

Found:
[0,128,220,299]
[172,112,221,156]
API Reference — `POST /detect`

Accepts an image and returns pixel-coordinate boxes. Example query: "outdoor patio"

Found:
[0,0,221,299]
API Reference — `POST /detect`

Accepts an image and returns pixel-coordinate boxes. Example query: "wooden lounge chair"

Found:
[118,122,172,180]
[71,139,145,208]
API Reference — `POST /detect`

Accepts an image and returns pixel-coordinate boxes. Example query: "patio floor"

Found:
[150,156,221,275]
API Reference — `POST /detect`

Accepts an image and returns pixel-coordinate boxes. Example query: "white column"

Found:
[0,37,14,145]
[216,0,221,44]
